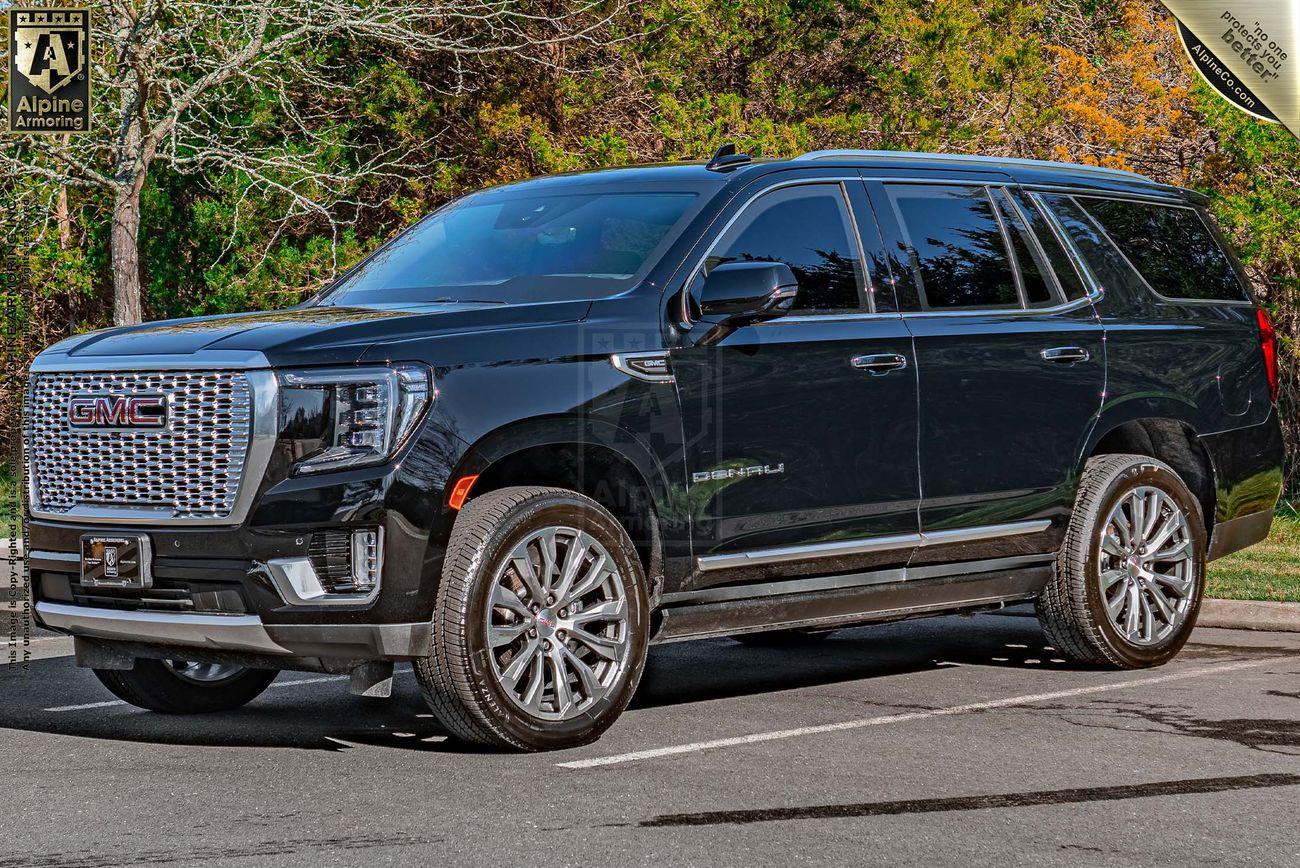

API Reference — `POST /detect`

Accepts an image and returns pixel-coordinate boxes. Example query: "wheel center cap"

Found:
[535,609,558,638]
[1125,554,1142,575]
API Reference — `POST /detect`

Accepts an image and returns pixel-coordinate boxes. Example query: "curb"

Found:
[1200,598,1300,633]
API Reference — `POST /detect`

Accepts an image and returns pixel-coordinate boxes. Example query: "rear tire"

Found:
[93,660,278,714]
[416,486,650,751]
[1037,453,1206,669]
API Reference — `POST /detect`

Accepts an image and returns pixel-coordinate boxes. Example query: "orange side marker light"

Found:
[448,474,479,510]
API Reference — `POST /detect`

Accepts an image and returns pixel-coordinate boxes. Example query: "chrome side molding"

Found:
[696,519,1052,572]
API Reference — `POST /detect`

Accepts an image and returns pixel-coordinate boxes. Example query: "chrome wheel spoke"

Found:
[488,620,530,648]
[510,553,547,606]
[1101,569,1127,592]
[1148,568,1192,599]
[570,626,622,660]
[520,651,547,712]
[1151,538,1191,562]
[499,637,542,691]
[1105,580,1130,619]
[547,646,573,716]
[561,644,601,702]
[1123,581,1142,638]
[1145,511,1183,554]
[1101,531,1126,557]
[491,584,532,619]
[1126,494,1145,545]
[550,532,592,604]
[570,598,625,625]
[559,553,608,608]
[1143,582,1177,623]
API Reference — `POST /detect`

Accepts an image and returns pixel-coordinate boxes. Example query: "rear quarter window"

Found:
[1075,197,1249,302]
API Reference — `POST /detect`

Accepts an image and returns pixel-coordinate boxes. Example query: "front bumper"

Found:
[34,602,430,661]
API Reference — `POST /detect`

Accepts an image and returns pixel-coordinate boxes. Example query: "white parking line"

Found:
[557,658,1275,770]
[43,675,349,713]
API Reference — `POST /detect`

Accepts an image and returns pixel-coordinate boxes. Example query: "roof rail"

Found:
[791,149,1149,182]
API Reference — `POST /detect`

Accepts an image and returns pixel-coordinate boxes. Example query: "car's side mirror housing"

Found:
[695,261,799,328]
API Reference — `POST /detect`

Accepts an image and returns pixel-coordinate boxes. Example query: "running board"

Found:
[650,564,1050,644]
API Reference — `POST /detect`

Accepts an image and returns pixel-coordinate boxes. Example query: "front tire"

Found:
[93,660,278,714]
[416,486,650,751]
[1037,453,1206,669]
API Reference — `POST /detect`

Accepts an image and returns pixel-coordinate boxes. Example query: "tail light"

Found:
[1256,307,1279,404]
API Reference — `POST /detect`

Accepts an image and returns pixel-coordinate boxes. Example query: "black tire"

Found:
[93,660,278,714]
[415,486,650,751]
[1037,453,1207,669]
[731,629,836,646]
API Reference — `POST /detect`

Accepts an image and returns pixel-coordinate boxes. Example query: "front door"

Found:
[672,180,920,588]
[867,180,1105,566]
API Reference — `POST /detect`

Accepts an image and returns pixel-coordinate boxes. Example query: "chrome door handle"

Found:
[851,353,908,375]
[1040,346,1091,365]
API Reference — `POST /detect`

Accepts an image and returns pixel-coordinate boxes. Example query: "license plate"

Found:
[80,535,152,589]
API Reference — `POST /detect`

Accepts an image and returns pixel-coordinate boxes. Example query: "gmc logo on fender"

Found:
[68,395,168,430]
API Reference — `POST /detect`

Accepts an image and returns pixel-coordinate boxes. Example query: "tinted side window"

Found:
[992,189,1058,306]
[1009,189,1089,300]
[886,184,1018,309]
[707,184,864,312]
[1077,197,1248,302]
[1036,193,1139,295]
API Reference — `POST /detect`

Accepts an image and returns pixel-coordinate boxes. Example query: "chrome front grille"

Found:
[26,370,254,521]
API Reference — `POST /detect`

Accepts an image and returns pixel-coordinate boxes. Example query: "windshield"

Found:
[316,189,700,307]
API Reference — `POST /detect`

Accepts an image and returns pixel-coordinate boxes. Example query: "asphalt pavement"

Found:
[1,609,1298,867]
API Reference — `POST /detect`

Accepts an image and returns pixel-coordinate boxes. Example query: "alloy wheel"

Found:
[1097,485,1196,646]
[161,659,247,684]
[485,525,631,721]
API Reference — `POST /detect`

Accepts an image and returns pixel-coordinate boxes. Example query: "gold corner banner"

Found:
[1162,1,1298,135]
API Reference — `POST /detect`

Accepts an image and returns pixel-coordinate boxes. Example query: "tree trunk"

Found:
[56,180,76,330]
[111,184,143,326]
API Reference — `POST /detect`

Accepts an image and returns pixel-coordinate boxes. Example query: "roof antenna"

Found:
[705,143,751,172]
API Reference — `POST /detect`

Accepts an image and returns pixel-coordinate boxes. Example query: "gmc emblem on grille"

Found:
[68,395,168,430]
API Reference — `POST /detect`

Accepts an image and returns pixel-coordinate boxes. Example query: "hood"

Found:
[35,300,594,369]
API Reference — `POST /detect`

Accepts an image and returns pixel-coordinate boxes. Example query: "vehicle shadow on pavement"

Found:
[0,613,1132,754]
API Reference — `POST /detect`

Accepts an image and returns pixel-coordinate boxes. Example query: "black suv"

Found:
[25,148,1283,750]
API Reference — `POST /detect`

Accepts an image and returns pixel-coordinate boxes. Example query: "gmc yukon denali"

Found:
[25,148,1284,750]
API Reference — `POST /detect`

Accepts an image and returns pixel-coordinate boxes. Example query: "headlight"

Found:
[277,364,433,473]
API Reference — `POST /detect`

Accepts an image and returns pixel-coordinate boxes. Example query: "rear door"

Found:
[672,177,920,588]
[865,179,1105,566]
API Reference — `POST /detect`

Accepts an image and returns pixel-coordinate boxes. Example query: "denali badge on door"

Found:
[81,535,153,589]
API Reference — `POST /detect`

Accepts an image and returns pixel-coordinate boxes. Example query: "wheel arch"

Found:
[1082,415,1217,533]
[434,416,678,590]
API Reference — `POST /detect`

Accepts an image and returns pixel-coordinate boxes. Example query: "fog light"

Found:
[351,528,383,591]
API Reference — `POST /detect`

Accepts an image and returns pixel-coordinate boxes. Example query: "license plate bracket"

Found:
[80,534,153,589]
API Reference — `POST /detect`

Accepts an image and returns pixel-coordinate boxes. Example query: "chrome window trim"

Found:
[27,368,279,527]
[869,179,1105,319]
[1064,192,1255,308]
[995,187,1071,307]
[680,176,873,324]
[695,518,1052,571]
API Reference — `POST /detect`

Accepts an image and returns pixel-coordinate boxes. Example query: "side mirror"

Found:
[695,261,799,328]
